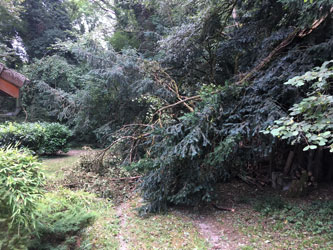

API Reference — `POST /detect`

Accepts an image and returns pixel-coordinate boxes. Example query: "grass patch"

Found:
[80,199,120,249]
[122,199,208,250]
[41,154,81,181]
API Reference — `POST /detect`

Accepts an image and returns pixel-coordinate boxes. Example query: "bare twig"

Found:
[91,0,115,16]
[97,133,151,161]
[109,176,142,181]
[211,203,235,212]
[154,95,201,115]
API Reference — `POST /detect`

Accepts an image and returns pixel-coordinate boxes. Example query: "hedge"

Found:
[0,122,72,155]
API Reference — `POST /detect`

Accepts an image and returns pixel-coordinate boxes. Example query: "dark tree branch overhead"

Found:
[91,0,115,16]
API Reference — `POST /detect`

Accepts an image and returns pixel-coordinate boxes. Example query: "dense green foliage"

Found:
[137,84,244,212]
[1,0,332,213]
[29,189,96,250]
[109,30,140,52]
[265,60,333,152]
[0,147,45,249]
[23,55,85,92]
[0,147,96,249]
[0,122,72,155]
[0,0,25,66]
[0,151,96,249]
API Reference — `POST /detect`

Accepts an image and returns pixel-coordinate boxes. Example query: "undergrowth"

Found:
[253,195,333,236]
[253,195,286,215]
[28,189,97,250]
[272,201,333,235]
[63,148,138,204]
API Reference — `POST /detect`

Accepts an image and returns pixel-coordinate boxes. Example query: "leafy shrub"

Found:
[0,147,45,249]
[264,60,333,152]
[109,30,139,52]
[0,122,72,155]
[41,123,72,155]
[28,189,96,250]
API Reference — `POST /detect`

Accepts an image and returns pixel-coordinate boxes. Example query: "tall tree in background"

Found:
[0,0,25,65]
[21,0,72,58]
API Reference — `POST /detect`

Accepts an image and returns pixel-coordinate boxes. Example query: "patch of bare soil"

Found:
[65,149,86,156]
[173,181,258,249]
[193,212,247,250]
[116,201,131,250]
[174,203,249,249]
[56,149,87,157]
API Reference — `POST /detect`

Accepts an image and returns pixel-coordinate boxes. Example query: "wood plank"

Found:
[0,78,19,98]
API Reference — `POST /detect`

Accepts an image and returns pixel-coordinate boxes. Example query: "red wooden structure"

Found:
[0,63,28,116]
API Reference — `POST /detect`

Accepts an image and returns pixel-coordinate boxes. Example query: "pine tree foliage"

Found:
[138,85,243,213]
[279,0,333,27]
[23,35,183,142]
[123,0,333,212]
[13,0,333,213]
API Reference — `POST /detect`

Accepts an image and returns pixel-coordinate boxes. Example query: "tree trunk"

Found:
[284,151,295,176]
[313,147,323,181]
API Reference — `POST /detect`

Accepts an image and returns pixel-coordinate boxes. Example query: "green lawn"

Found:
[41,154,81,180]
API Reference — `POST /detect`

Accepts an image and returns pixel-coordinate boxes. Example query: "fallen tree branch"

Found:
[109,176,142,181]
[237,174,263,190]
[236,7,333,85]
[98,133,150,160]
[236,29,299,85]
[298,6,333,37]
[154,95,201,115]
[62,175,141,188]
[211,203,235,212]
[150,63,195,112]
